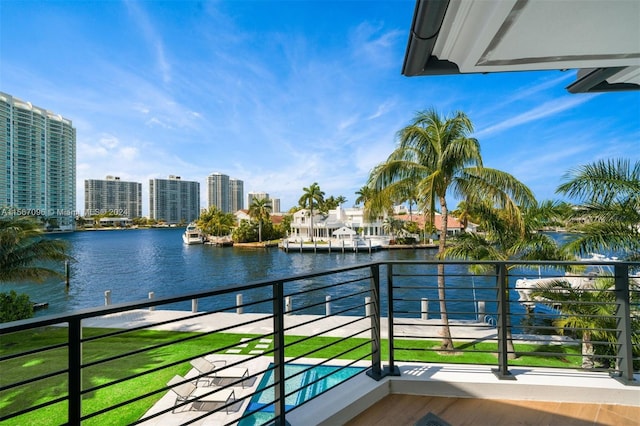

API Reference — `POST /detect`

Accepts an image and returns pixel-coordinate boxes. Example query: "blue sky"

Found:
[2,0,639,215]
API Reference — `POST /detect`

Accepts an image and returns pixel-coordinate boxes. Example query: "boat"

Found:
[32,302,49,311]
[514,253,636,310]
[182,222,204,245]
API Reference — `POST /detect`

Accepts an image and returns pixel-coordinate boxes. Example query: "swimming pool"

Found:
[238,363,365,425]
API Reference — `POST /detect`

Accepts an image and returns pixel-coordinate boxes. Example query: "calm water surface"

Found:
[12,228,440,317]
[10,228,572,328]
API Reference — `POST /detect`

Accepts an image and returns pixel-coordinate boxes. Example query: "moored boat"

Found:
[182,222,204,244]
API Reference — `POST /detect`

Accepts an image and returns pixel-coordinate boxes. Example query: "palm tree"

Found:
[299,183,325,241]
[355,186,373,207]
[445,201,573,358]
[355,186,384,222]
[556,158,640,260]
[196,207,235,237]
[369,108,536,350]
[382,217,405,242]
[249,197,272,243]
[531,276,639,369]
[451,201,475,231]
[0,216,69,282]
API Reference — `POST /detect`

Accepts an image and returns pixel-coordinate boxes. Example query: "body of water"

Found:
[7,228,568,325]
[10,228,437,317]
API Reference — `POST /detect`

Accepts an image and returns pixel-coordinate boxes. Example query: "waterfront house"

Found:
[288,206,387,242]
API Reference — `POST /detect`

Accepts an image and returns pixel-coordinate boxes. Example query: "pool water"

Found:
[238,363,365,425]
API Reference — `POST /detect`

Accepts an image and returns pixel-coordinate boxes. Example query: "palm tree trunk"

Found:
[582,331,594,369]
[438,197,454,350]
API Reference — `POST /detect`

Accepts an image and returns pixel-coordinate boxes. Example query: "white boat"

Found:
[182,222,204,245]
[514,254,627,309]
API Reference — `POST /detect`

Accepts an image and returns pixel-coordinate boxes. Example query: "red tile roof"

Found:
[395,213,463,230]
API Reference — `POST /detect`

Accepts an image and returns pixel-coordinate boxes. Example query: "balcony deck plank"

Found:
[344,395,640,426]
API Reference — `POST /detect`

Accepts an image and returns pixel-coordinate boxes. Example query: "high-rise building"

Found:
[229,178,244,212]
[207,172,229,212]
[84,176,142,218]
[207,173,244,213]
[247,192,280,213]
[270,198,281,214]
[0,92,76,230]
[247,192,269,209]
[149,175,199,224]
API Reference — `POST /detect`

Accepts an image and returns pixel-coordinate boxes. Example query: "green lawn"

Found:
[0,327,581,425]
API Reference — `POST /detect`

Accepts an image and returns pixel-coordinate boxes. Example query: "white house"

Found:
[288,206,387,242]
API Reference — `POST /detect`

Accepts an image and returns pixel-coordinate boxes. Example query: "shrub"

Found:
[0,290,34,323]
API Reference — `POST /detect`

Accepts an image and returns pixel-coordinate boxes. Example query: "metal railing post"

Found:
[614,264,635,384]
[68,318,82,424]
[492,262,514,380]
[272,281,287,425]
[366,264,383,380]
[385,263,400,376]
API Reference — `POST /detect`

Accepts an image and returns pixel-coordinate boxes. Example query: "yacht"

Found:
[182,222,204,245]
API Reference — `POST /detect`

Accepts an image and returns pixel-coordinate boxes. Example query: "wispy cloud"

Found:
[123,0,171,84]
[475,94,598,138]
[2,1,638,213]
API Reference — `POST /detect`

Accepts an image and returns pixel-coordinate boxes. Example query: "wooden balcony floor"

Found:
[344,394,640,426]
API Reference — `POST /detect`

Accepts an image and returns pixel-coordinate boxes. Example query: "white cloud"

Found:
[99,134,119,149]
[124,0,171,84]
[475,95,597,138]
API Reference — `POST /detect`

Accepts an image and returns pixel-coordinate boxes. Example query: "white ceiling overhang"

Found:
[402,0,640,93]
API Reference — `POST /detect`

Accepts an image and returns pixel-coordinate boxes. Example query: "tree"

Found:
[298,183,325,242]
[0,216,69,282]
[556,158,640,260]
[531,276,640,369]
[0,216,70,322]
[197,207,235,237]
[451,200,476,231]
[355,186,388,222]
[369,108,536,350]
[382,217,405,242]
[355,186,373,207]
[249,197,272,243]
[0,290,33,322]
[445,200,573,358]
[232,219,257,243]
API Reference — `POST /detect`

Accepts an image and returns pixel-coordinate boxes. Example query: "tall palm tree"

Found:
[0,216,69,282]
[369,108,536,350]
[355,186,373,207]
[249,197,272,243]
[299,183,325,241]
[355,186,385,222]
[335,195,347,207]
[556,158,640,259]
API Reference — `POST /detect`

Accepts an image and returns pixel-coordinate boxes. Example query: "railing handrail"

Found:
[4,259,636,333]
[0,261,381,333]
[1,259,637,425]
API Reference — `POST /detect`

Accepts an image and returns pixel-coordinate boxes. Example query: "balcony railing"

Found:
[1,260,638,425]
